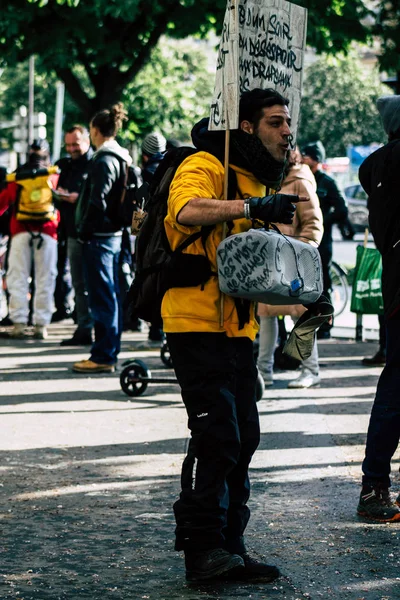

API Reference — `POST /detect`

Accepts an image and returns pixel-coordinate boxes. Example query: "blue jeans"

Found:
[362,318,400,488]
[83,235,122,365]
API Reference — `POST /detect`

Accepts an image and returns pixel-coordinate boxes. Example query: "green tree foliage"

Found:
[0,0,227,118]
[291,0,369,52]
[0,0,373,119]
[371,0,400,92]
[0,38,214,150]
[0,60,81,149]
[122,37,214,144]
[298,51,391,157]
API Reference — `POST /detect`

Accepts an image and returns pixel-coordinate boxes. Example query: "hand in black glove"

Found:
[248,193,304,225]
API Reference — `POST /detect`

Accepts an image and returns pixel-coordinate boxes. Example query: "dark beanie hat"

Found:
[377,95,400,137]
[301,140,326,163]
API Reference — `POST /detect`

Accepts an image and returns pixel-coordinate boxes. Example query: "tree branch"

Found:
[55,67,94,118]
[119,1,182,84]
[75,40,98,89]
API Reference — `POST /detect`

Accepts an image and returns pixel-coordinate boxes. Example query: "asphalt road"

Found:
[0,325,399,599]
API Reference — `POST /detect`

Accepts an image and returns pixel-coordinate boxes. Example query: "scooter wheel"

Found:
[256,371,265,402]
[120,359,151,397]
[160,342,173,368]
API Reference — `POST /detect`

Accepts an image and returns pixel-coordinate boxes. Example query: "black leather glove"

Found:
[248,193,300,225]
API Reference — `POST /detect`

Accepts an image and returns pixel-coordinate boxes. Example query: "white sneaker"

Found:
[287,372,320,389]
[260,372,274,387]
[9,323,27,339]
[33,325,48,340]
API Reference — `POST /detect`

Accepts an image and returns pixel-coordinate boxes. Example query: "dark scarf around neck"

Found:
[230,128,286,189]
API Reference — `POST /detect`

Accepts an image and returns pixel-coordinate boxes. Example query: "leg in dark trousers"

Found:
[318,241,333,336]
[379,314,387,355]
[167,332,260,553]
[362,319,400,488]
[54,237,73,315]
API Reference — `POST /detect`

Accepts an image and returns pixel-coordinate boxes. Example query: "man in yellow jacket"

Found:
[163,88,304,583]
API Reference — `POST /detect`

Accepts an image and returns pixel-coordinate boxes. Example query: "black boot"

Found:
[224,553,280,582]
[362,350,386,366]
[185,548,244,582]
[51,308,73,323]
[60,328,93,346]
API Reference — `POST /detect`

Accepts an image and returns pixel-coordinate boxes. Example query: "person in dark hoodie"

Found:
[356,95,400,522]
[134,131,167,348]
[301,140,348,338]
[140,131,167,185]
[73,103,131,374]
[163,88,306,583]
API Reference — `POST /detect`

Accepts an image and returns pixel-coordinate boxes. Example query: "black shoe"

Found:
[362,350,386,366]
[357,486,400,522]
[60,329,93,346]
[0,315,13,326]
[224,553,280,582]
[185,548,244,582]
[51,309,72,323]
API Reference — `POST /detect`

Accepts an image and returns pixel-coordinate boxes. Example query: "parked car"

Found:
[344,183,369,233]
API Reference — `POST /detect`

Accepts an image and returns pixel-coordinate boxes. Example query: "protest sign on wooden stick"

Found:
[210,0,307,141]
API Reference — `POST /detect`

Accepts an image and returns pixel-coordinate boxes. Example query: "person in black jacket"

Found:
[133,131,168,349]
[356,95,400,522]
[73,103,131,374]
[141,132,166,185]
[301,140,348,338]
[55,125,94,345]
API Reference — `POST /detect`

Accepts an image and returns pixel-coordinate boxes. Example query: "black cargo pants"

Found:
[166,332,260,554]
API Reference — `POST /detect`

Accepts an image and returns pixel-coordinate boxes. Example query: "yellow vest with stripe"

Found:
[7,166,58,222]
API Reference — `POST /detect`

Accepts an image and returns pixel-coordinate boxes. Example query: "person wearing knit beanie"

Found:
[301,138,348,339]
[377,95,400,140]
[137,131,168,349]
[300,140,326,164]
[141,132,167,157]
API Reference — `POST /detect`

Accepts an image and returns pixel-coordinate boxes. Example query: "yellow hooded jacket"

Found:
[162,151,268,340]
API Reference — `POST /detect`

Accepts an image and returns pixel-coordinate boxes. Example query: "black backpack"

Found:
[114,162,144,228]
[127,146,237,324]
[96,152,143,228]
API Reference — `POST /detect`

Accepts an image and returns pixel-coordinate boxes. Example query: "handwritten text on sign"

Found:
[210,0,307,137]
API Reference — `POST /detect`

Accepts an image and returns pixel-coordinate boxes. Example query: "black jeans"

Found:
[318,240,332,295]
[167,332,260,554]
[362,318,400,488]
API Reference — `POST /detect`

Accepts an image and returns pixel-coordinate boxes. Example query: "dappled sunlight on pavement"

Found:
[0,326,399,599]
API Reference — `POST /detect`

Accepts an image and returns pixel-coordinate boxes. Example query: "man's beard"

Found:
[230,129,287,189]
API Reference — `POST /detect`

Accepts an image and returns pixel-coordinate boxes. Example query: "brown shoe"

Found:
[73,359,115,373]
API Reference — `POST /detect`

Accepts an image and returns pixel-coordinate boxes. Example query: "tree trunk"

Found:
[60,67,130,121]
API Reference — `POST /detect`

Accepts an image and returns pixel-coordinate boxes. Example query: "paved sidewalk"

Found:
[0,323,399,599]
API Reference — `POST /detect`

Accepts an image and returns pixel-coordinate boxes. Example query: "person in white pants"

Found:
[7,232,57,334]
[257,313,320,388]
[257,148,324,389]
[0,139,60,339]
